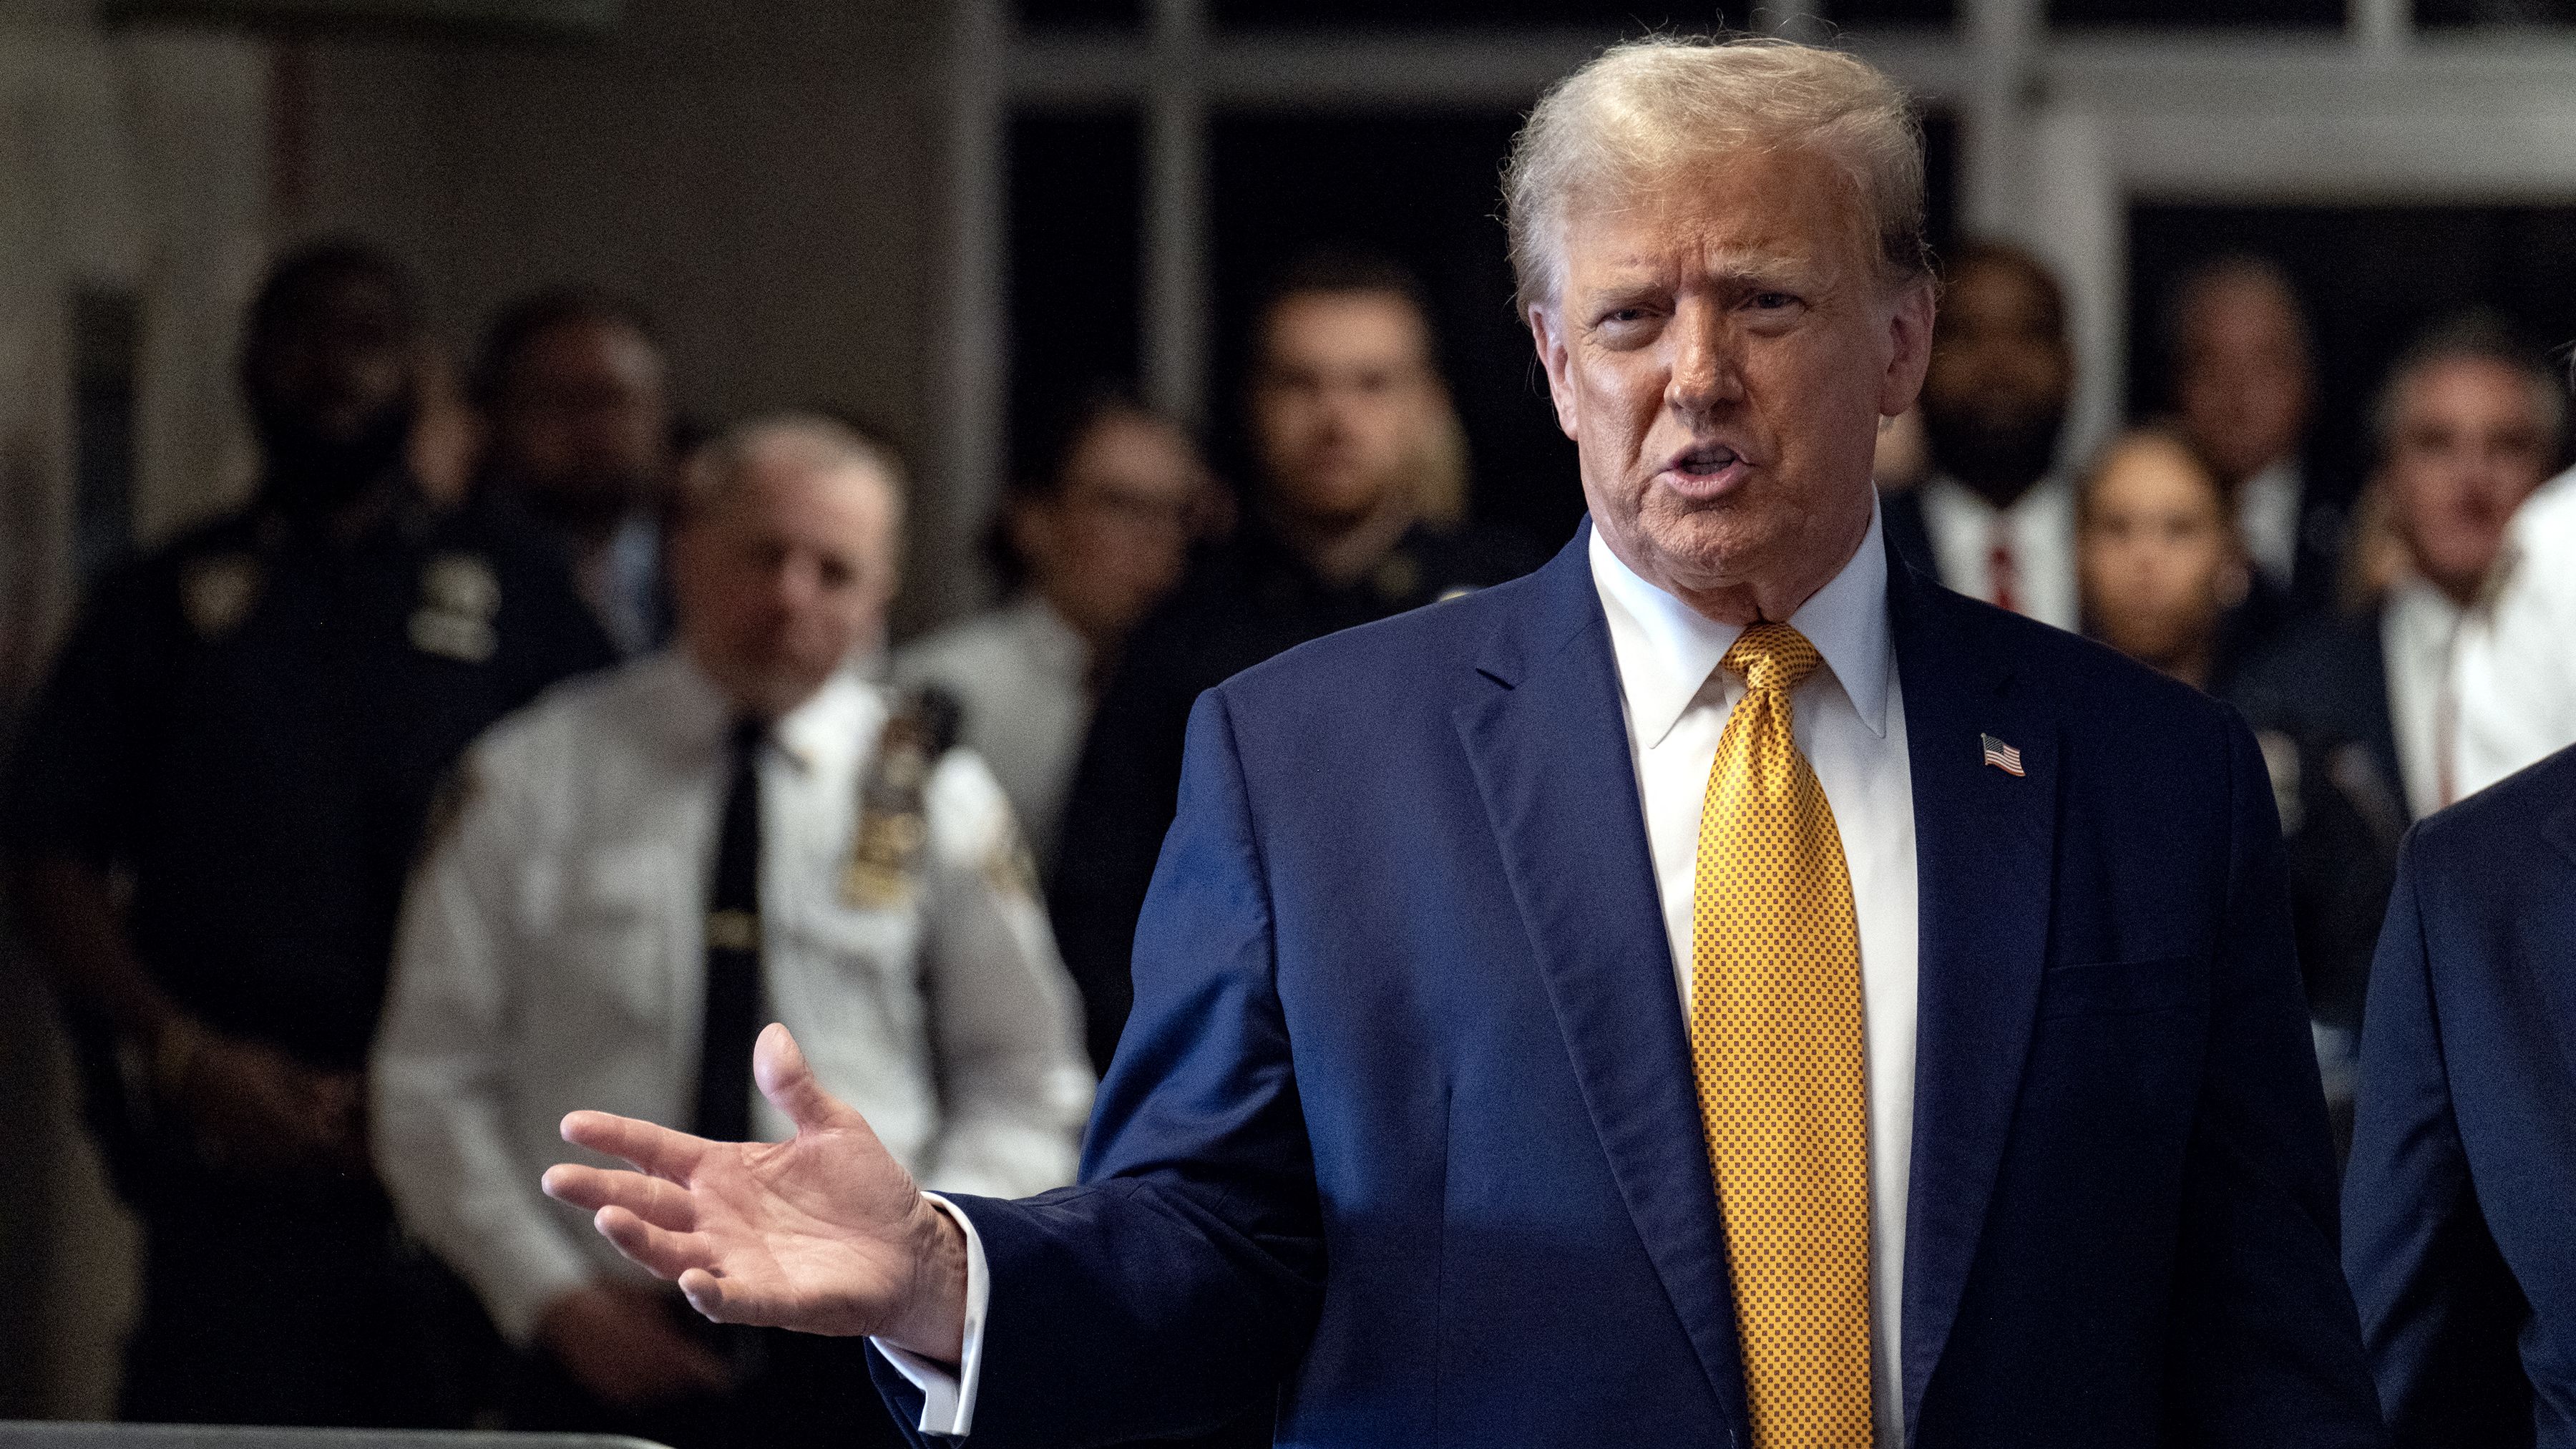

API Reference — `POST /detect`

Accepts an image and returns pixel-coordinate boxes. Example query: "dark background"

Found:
[1010,105,1956,551]
[2127,202,2576,504]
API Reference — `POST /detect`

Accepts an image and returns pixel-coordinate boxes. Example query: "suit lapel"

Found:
[1887,554,2059,1439]
[1455,527,1752,1435]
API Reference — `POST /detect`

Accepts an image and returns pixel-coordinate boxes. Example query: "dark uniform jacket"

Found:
[1049,517,1541,1072]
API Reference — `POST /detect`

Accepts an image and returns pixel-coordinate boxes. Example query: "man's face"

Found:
[1249,291,1445,530]
[1530,145,1933,617]
[245,271,414,452]
[1020,411,1204,642]
[670,453,898,718]
[2174,276,2311,487]
[2383,356,2552,600]
[489,318,673,524]
[1919,258,2072,502]
[2078,438,2236,674]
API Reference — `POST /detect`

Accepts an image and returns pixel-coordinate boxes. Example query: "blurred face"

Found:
[2079,436,2237,679]
[1250,291,1445,530]
[246,270,416,455]
[2174,275,2311,487]
[670,452,899,718]
[2384,355,2553,602]
[1529,145,1933,623]
[1920,257,2072,504]
[1018,411,1205,644]
[489,318,673,527]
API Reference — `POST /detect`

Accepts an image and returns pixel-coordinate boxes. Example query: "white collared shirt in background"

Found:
[1918,473,2079,633]
[2452,465,2576,800]
[2379,575,2467,821]
[893,596,1093,878]
[2238,459,2303,592]
[1591,509,1919,1447]
[372,653,1094,1350]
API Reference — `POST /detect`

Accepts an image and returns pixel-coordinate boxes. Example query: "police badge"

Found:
[409,552,502,663]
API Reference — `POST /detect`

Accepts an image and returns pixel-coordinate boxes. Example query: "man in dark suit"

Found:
[2231,317,2563,1108]
[2163,254,2349,610]
[1879,240,2082,632]
[2342,742,2576,1445]
[543,37,2379,1447]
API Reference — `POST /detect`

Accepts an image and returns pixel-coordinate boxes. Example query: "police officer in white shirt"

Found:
[1880,239,2082,632]
[372,413,1093,1449]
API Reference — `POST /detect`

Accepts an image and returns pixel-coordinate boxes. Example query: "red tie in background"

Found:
[1987,524,2020,616]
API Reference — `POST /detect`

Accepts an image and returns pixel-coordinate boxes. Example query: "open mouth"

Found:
[1659,441,1752,499]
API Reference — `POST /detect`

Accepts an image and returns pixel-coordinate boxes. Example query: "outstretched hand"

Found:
[542,1023,970,1362]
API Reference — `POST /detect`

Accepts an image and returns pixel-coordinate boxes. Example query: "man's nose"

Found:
[1666,306,1745,417]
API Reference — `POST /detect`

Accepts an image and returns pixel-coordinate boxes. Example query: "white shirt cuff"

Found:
[872,1191,989,1438]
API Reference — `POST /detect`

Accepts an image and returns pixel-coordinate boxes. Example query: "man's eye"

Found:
[1750,292,1799,311]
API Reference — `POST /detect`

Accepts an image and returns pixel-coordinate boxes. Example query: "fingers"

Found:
[592,1204,716,1282]
[561,1108,707,1183]
[541,1163,698,1231]
[754,1024,864,1136]
[676,1267,764,1329]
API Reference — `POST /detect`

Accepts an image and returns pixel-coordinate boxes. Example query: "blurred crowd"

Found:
[3,225,2572,1444]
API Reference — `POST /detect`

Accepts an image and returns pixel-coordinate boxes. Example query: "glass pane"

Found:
[72,289,137,582]
[2416,0,2576,24]
[1008,112,1143,484]
[1018,0,1141,28]
[2127,203,2576,518]
[2051,0,2341,25]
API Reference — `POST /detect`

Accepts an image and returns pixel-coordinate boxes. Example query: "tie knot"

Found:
[1722,623,1823,695]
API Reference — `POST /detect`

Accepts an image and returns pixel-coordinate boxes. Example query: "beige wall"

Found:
[295,0,962,628]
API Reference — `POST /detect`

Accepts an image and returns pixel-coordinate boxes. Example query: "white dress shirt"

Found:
[1591,509,1918,1447]
[893,597,1093,877]
[1918,473,2079,633]
[889,514,1923,1443]
[2379,576,2468,821]
[2237,459,2303,592]
[373,653,1094,1347]
[2453,465,2576,799]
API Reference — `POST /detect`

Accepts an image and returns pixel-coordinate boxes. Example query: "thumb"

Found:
[753,1023,862,1135]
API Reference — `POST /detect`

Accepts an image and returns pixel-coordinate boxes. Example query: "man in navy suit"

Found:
[2343,742,2576,1446]
[542,37,2379,1447]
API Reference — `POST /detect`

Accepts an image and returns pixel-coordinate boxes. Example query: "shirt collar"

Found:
[667,649,872,773]
[1589,498,1893,749]
[1923,471,2074,525]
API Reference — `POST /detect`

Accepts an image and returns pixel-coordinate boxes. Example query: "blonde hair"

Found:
[1502,36,1931,314]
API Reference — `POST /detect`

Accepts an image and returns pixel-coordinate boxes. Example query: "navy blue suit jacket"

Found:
[2344,744,2576,1448]
[878,525,2379,1447]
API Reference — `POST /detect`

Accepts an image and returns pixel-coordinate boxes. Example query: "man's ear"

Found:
[1529,305,1580,441]
[1880,277,1937,420]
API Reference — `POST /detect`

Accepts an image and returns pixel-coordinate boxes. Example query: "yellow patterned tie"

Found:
[1692,623,1874,1447]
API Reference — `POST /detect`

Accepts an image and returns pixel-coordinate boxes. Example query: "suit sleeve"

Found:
[2166,714,2387,1445]
[872,688,1326,1448]
[2341,826,2534,1447]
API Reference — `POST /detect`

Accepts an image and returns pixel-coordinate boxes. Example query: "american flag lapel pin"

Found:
[1981,732,2026,777]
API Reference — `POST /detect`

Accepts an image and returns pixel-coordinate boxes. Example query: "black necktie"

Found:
[693,716,766,1142]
